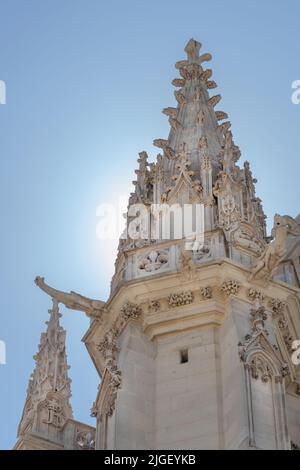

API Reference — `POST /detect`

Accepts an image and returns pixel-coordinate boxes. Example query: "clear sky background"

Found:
[0,0,299,450]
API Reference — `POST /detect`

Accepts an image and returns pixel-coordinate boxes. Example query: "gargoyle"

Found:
[250,214,300,282]
[35,276,106,319]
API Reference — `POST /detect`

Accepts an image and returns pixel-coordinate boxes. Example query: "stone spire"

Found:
[111,39,268,293]
[154,38,231,172]
[17,299,73,440]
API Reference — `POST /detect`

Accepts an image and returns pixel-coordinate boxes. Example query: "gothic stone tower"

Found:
[18,39,300,450]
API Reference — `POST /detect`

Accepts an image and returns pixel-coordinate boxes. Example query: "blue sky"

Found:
[0,0,299,450]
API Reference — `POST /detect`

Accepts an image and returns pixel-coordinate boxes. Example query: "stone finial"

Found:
[184,38,202,63]
[183,39,212,66]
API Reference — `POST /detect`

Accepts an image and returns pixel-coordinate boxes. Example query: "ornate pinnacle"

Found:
[17,299,73,438]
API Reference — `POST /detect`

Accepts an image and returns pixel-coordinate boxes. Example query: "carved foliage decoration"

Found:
[94,300,143,422]
[221,279,241,297]
[138,250,168,273]
[248,288,264,303]
[269,298,295,353]
[248,356,273,383]
[121,301,142,321]
[168,291,194,307]
[200,286,212,300]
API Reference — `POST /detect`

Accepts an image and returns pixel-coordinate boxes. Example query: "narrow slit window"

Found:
[180,349,189,364]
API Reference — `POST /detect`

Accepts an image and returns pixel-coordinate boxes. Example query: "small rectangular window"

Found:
[180,349,188,364]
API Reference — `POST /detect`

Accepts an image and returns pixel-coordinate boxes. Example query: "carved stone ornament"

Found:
[200,155,212,171]
[138,250,168,272]
[148,300,161,312]
[174,90,186,105]
[180,249,196,275]
[269,298,293,350]
[168,291,194,307]
[42,399,65,428]
[200,286,212,300]
[250,213,300,282]
[234,226,264,256]
[269,298,286,315]
[248,356,273,383]
[248,288,264,303]
[121,301,142,321]
[97,330,119,359]
[102,390,118,419]
[250,306,268,331]
[221,280,241,297]
[238,306,289,383]
[193,243,211,261]
[198,136,208,152]
[76,430,95,450]
[220,193,240,231]
[208,94,221,108]
[171,78,185,87]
